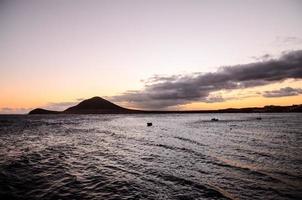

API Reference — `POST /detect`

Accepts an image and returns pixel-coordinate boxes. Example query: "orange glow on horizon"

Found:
[1,80,302,113]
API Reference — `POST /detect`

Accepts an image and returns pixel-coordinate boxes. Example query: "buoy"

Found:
[147,122,152,127]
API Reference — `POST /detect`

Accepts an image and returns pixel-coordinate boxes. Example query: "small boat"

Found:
[256,117,262,120]
[147,122,152,127]
[211,118,219,121]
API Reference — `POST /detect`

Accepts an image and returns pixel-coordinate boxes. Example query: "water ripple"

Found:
[0,113,301,199]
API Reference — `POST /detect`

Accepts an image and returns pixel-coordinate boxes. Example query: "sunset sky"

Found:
[1,0,302,113]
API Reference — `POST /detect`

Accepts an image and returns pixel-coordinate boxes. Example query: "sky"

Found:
[1,0,302,113]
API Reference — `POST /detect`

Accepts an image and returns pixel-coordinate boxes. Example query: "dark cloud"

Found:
[263,87,302,98]
[251,54,273,61]
[112,50,302,109]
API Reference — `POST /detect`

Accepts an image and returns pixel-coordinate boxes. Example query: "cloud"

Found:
[0,99,82,114]
[204,96,226,103]
[276,36,302,45]
[0,107,32,114]
[273,36,302,48]
[263,87,302,98]
[251,54,273,61]
[45,101,79,111]
[112,50,302,109]
[1,107,12,111]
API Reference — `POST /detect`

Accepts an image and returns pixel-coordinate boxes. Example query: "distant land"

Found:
[28,96,302,114]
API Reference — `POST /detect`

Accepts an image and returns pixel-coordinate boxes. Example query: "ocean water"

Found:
[0,113,301,200]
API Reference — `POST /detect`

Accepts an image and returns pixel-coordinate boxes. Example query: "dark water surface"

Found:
[0,113,301,200]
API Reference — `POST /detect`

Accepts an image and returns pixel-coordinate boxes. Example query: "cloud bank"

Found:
[0,98,85,114]
[0,107,32,114]
[45,101,78,111]
[112,50,302,109]
[263,87,302,98]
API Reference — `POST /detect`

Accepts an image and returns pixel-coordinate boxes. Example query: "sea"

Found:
[0,113,301,200]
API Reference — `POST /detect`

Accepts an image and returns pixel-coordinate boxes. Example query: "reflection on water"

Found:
[0,113,301,200]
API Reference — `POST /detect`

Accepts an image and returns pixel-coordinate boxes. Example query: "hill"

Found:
[63,96,134,114]
[28,108,61,114]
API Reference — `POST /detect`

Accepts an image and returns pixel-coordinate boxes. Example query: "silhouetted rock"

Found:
[63,96,134,114]
[28,108,60,114]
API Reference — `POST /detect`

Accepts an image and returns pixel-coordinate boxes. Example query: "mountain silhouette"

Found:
[63,96,132,114]
[28,108,60,114]
[28,96,302,114]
